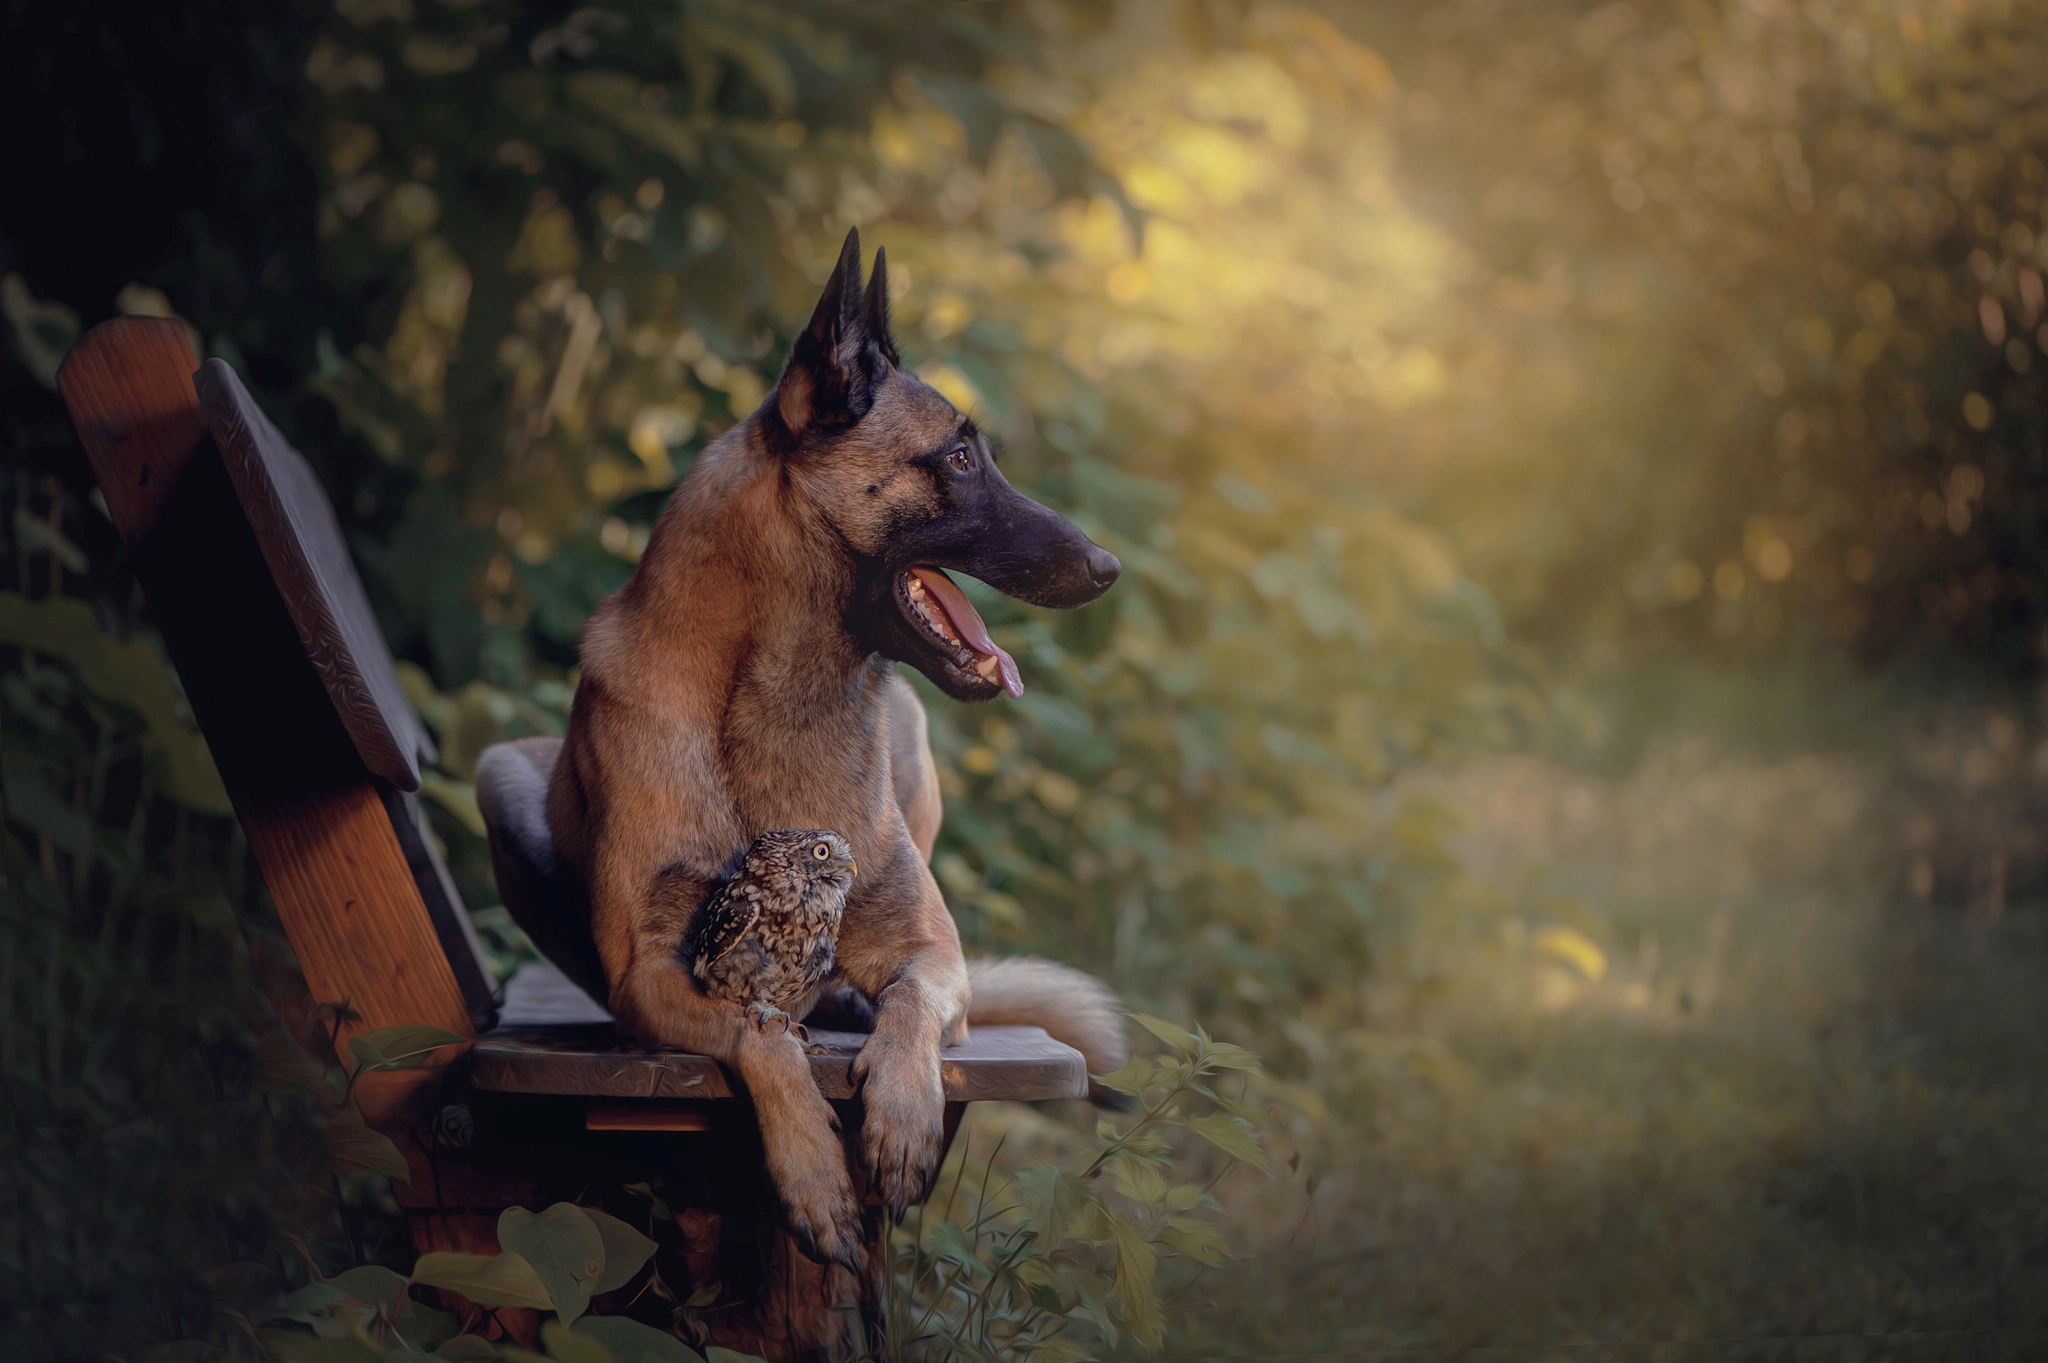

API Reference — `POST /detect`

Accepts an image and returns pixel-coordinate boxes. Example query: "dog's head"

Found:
[761,228,1119,701]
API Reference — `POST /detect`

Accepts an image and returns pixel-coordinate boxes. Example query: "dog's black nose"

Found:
[1085,545,1121,591]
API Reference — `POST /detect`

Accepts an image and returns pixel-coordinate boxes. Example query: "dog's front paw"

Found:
[853,1033,945,1221]
[766,1117,866,1271]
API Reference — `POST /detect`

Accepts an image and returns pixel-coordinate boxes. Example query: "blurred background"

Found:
[5,0,2047,1356]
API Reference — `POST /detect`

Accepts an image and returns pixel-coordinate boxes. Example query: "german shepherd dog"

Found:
[549,229,1125,1267]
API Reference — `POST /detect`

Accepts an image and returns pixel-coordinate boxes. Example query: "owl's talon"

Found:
[747,1001,793,1034]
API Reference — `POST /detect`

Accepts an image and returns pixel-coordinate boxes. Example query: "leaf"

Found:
[566,72,701,167]
[1159,1216,1231,1266]
[254,1032,340,1102]
[572,1317,704,1363]
[411,1251,555,1311]
[622,1182,672,1222]
[419,771,486,838]
[579,1206,659,1294]
[328,1265,408,1313]
[1129,1013,1200,1054]
[257,1330,381,1363]
[1089,1055,1167,1098]
[1,757,92,854]
[1012,1165,1087,1240]
[12,507,88,572]
[323,1112,410,1182]
[1107,1152,1168,1205]
[498,1204,604,1324]
[1533,925,1609,981]
[704,1350,772,1363]
[1103,1214,1161,1347]
[268,1282,345,1323]
[539,1322,610,1363]
[927,1217,985,1272]
[347,1024,470,1074]
[1186,1112,1270,1175]
[434,1338,504,1360]
[0,593,231,813]
[1195,1041,1265,1074]
[396,1295,459,1352]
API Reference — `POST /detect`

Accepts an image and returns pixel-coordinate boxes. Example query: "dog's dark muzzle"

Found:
[953,494,1120,609]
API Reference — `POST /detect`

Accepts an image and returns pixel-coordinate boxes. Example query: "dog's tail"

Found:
[966,956,1128,1102]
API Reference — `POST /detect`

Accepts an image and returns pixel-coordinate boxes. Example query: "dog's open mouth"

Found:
[899,568,1023,698]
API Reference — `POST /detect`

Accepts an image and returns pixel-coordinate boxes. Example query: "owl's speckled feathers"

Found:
[690,829,857,1031]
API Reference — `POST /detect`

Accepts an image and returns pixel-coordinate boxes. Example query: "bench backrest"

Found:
[57,317,495,1084]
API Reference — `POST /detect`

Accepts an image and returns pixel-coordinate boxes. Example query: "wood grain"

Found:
[584,1103,713,1131]
[196,358,434,793]
[471,1019,1088,1102]
[56,319,476,1065]
[242,783,475,1040]
[56,317,210,542]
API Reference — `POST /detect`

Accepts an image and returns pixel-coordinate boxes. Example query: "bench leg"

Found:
[384,1096,971,1361]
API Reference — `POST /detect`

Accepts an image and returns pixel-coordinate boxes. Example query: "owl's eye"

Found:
[947,447,971,472]
[813,842,831,860]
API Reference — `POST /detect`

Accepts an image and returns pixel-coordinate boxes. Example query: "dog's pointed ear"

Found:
[775,227,890,438]
[865,246,900,367]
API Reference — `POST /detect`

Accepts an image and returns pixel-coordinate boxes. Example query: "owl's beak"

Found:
[848,861,859,878]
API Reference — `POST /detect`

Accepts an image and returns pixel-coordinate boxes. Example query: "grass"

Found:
[969,689,2048,1359]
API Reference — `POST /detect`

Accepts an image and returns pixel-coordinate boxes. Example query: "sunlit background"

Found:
[5,0,2048,1356]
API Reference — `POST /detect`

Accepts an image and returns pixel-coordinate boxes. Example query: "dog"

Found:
[548,228,1126,1268]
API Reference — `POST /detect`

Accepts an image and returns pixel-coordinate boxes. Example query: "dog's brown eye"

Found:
[813,842,830,859]
[947,448,971,472]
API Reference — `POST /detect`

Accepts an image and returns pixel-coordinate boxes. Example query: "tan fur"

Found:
[550,235,1124,1269]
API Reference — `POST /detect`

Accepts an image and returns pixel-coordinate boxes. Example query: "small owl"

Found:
[690,829,858,1036]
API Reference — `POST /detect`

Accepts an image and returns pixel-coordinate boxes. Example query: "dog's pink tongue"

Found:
[909,568,1023,698]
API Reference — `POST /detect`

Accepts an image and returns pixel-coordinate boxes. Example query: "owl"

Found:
[689,829,858,1036]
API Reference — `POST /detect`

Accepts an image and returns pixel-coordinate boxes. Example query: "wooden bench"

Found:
[57,316,1085,1360]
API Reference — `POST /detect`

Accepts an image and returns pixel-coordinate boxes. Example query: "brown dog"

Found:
[548,229,1125,1267]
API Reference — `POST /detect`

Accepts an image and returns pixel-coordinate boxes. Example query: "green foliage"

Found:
[882,1022,1272,1359]
[257,1202,677,1362]
[291,0,1519,1053]
[0,511,334,1358]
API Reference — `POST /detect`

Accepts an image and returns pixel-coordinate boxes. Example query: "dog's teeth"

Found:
[974,654,999,680]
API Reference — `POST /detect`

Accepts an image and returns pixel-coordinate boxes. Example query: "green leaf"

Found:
[1090,1055,1168,1098]
[0,593,231,813]
[396,1295,459,1352]
[347,1024,470,1074]
[257,1330,381,1363]
[1104,1214,1162,1348]
[434,1338,504,1360]
[1012,1165,1087,1240]
[323,1112,411,1182]
[269,1282,345,1323]
[1160,1215,1231,1266]
[411,1251,555,1311]
[1196,1041,1265,1074]
[621,1182,672,1222]
[1129,1012,1200,1054]
[539,1322,610,1363]
[255,1032,341,1102]
[498,1204,605,1324]
[1107,1152,1168,1205]
[328,1265,407,1312]
[572,1317,704,1363]
[579,1206,659,1295]
[927,1217,984,1271]
[1186,1111,1270,1174]
[0,756,92,853]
